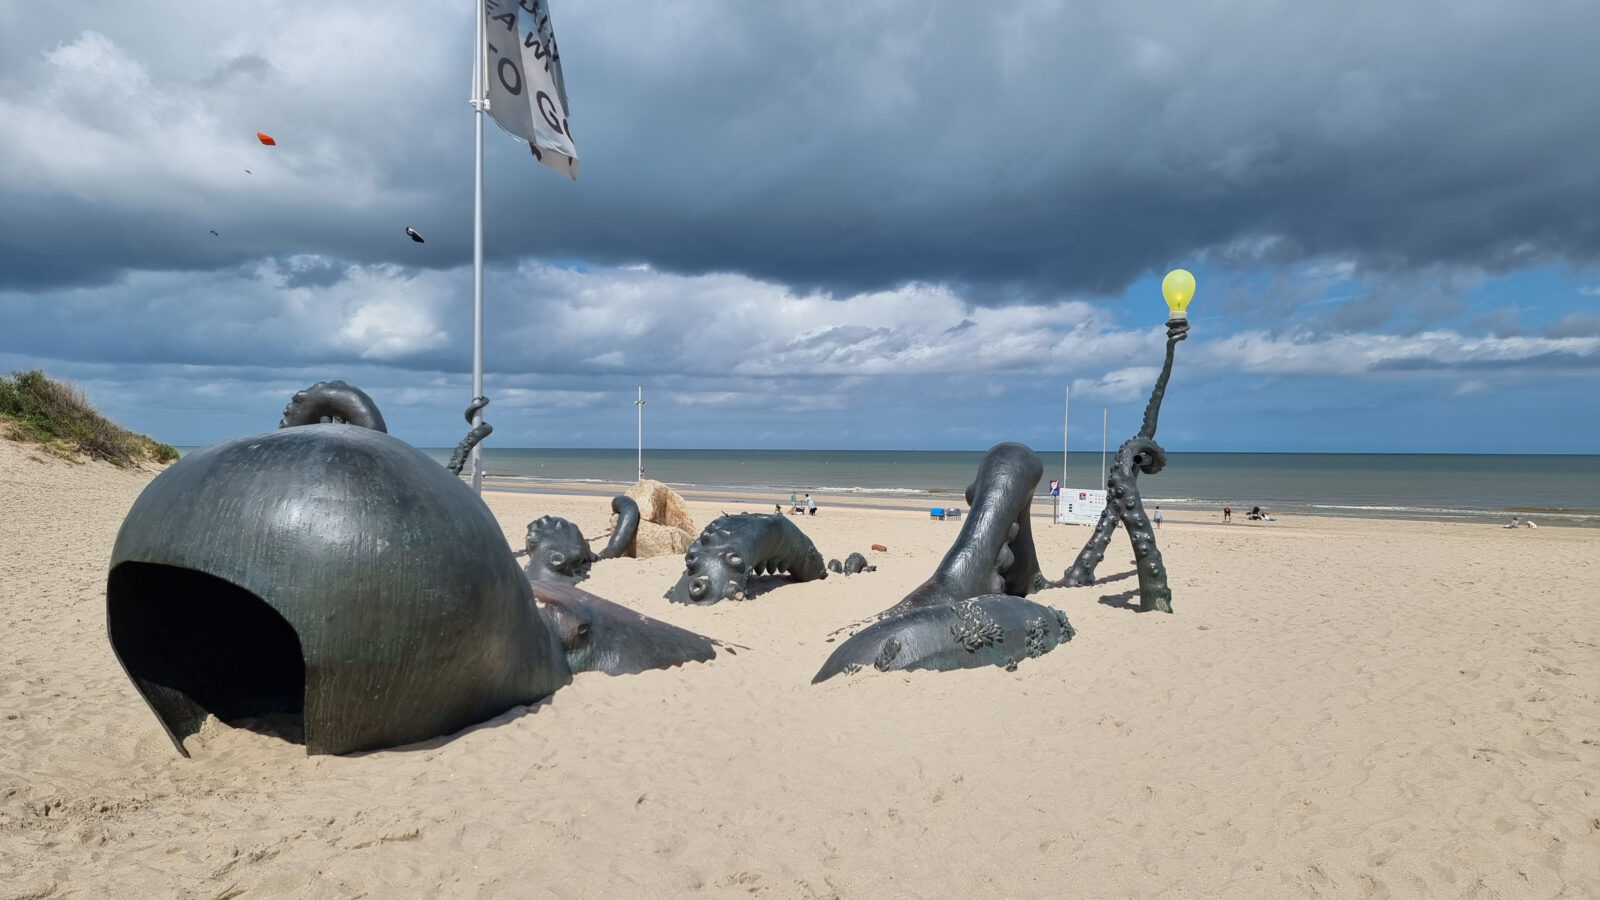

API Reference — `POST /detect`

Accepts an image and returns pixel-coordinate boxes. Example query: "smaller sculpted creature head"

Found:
[679,531,750,603]
[523,516,596,584]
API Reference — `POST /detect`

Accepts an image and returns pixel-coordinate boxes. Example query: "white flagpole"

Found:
[1062,386,1069,490]
[1101,407,1108,491]
[469,0,487,494]
[635,386,645,481]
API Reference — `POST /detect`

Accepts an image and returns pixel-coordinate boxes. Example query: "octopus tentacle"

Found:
[446,396,493,476]
[278,380,388,432]
[1056,322,1187,613]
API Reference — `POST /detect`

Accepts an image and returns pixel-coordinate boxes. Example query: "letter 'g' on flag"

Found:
[482,0,578,180]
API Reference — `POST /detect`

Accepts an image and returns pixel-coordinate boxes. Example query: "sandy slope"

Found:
[1,438,1595,899]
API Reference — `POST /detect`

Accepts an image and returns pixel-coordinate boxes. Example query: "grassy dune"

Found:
[0,369,178,467]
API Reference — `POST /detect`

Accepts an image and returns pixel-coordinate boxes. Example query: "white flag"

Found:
[482,0,578,180]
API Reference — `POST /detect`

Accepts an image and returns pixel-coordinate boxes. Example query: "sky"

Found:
[1,1,1597,453]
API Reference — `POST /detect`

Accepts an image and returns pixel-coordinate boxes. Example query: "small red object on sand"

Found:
[870,544,887,552]
[256,132,277,146]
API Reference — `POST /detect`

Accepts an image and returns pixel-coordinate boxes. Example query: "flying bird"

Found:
[244,169,252,174]
[256,132,276,146]
[405,227,425,243]
[209,230,219,237]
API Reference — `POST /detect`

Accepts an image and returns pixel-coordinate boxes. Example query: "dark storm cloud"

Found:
[3,1,1598,299]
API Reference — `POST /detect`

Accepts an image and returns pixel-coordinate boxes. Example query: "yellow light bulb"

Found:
[1161,268,1195,321]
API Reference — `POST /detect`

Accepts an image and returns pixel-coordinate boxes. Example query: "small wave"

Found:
[1311,504,1443,512]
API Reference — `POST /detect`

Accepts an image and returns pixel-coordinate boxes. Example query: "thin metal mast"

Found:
[1101,407,1108,490]
[635,387,645,481]
[469,1,487,494]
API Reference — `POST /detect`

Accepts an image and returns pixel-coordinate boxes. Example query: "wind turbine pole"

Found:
[635,386,645,481]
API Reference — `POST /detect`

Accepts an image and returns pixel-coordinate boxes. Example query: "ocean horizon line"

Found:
[165,444,1600,527]
[408,448,1600,457]
[172,444,1599,457]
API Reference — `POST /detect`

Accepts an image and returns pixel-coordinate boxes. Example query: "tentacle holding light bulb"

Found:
[1057,272,1193,613]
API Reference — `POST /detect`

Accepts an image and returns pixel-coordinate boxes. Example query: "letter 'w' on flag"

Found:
[483,0,579,180]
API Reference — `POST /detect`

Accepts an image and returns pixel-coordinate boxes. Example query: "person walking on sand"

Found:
[790,492,799,515]
[1223,505,1232,523]
[806,494,816,516]
[1153,506,1162,529]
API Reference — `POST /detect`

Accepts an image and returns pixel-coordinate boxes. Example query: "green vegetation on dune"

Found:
[0,369,178,467]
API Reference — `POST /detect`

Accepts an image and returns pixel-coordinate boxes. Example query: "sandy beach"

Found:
[1,439,1596,899]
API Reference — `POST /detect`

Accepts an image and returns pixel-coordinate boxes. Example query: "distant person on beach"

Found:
[775,503,783,515]
[1505,516,1520,529]
[791,492,800,515]
[1153,506,1162,529]
[806,494,816,515]
[1223,506,1232,523]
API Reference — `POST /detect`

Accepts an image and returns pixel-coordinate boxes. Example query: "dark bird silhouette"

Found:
[405,227,425,243]
[244,169,252,174]
[209,230,219,237]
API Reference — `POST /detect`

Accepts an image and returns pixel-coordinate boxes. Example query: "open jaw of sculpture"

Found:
[665,512,828,604]
[529,580,721,675]
[812,442,1073,683]
[105,383,721,757]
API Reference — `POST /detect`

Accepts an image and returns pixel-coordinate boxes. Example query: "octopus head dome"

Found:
[106,423,569,756]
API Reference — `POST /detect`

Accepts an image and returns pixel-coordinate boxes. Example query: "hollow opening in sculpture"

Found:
[107,563,306,754]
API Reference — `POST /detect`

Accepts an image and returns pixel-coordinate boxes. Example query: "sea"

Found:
[406,448,1600,528]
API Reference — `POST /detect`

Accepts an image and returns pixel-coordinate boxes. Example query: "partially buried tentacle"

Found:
[446,396,493,476]
[813,595,1074,682]
[594,495,640,560]
[880,442,1044,616]
[529,581,724,675]
[278,380,387,432]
